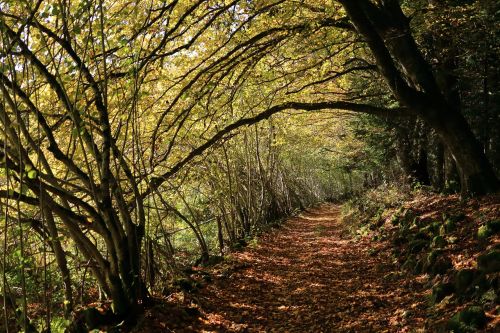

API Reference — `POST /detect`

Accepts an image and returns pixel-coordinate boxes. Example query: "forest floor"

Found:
[136,204,430,332]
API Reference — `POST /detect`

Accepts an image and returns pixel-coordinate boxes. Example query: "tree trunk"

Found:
[432,134,445,191]
[340,0,499,194]
[106,240,144,322]
[216,217,225,256]
[421,104,499,194]
[44,208,73,318]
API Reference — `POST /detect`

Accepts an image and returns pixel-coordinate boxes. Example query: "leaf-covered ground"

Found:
[136,204,430,332]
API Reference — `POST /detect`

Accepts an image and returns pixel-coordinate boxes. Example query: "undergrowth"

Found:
[340,183,412,236]
[341,184,500,332]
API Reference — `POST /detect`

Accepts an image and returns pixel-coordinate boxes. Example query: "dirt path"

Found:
[181,204,428,333]
[142,204,429,332]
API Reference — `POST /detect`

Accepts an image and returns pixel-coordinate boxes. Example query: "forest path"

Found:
[152,204,428,332]
[189,204,428,332]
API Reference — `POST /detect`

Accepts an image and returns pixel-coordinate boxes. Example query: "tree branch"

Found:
[138,100,405,204]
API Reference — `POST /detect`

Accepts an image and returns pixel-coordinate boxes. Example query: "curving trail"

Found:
[187,204,428,333]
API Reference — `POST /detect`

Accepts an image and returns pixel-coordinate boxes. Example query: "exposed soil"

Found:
[137,204,429,332]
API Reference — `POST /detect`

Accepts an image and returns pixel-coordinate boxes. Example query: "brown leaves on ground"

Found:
[395,192,500,331]
[136,204,428,332]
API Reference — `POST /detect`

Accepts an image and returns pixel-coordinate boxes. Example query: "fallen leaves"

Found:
[151,204,429,332]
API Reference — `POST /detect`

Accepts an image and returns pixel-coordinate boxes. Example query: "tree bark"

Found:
[44,208,73,318]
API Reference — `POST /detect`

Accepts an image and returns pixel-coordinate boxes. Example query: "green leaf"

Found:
[20,184,29,195]
[27,170,37,179]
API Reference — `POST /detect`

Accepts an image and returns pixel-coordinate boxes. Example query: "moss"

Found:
[415,257,425,274]
[477,249,500,274]
[439,225,446,236]
[400,209,416,226]
[420,223,439,237]
[477,225,492,240]
[413,231,431,241]
[474,274,489,293]
[431,221,441,233]
[426,249,443,266]
[433,256,452,275]
[173,277,197,292]
[486,219,500,233]
[444,219,457,233]
[431,235,447,248]
[454,269,477,294]
[409,239,428,254]
[390,214,400,226]
[431,282,455,304]
[425,250,452,275]
[204,255,224,266]
[392,235,407,247]
[447,306,487,332]
[83,307,114,330]
[402,255,417,272]
[449,213,466,223]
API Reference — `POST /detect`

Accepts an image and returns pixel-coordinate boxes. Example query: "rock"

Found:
[479,220,500,240]
[444,219,457,233]
[425,250,452,275]
[409,239,428,254]
[415,257,425,274]
[420,221,441,235]
[83,307,114,330]
[204,255,224,266]
[402,255,417,273]
[432,256,453,275]
[431,282,455,304]
[486,220,500,233]
[431,235,447,249]
[477,249,500,274]
[447,306,487,332]
[454,269,477,294]
[174,277,197,292]
[449,213,466,223]
[477,225,492,240]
